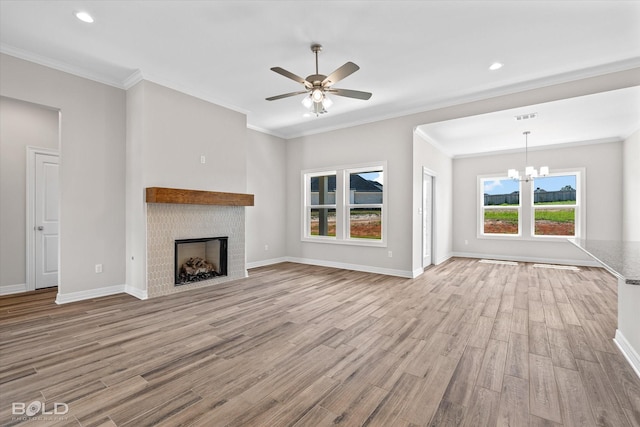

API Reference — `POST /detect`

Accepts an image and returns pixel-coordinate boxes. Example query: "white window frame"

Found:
[530,169,584,240]
[302,161,387,247]
[477,169,585,241]
[478,175,522,238]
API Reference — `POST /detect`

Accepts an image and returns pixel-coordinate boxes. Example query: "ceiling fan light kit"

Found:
[266,43,372,116]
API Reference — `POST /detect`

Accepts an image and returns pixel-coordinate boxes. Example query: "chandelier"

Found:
[508,131,549,182]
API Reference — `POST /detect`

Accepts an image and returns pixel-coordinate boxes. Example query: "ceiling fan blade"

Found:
[326,88,372,100]
[322,62,360,86]
[271,67,312,88]
[266,90,309,101]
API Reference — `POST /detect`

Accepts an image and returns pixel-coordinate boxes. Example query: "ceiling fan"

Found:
[266,43,372,115]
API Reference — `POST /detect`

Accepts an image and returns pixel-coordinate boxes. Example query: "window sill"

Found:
[477,234,578,242]
[301,237,387,247]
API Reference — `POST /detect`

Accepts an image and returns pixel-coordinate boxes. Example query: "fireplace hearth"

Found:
[175,237,228,285]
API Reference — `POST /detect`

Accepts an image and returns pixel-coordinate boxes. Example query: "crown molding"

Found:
[0,43,126,89]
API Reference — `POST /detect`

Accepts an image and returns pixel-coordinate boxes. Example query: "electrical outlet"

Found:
[465,239,469,245]
[200,155,206,164]
[95,264,103,273]
[388,251,393,258]
[264,244,269,251]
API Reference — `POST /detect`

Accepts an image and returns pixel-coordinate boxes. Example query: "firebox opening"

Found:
[174,237,228,285]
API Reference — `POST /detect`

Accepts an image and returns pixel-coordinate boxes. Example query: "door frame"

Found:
[422,167,437,269]
[26,146,60,291]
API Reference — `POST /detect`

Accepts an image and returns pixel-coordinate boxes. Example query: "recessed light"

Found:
[75,11,94,23]
[489,62,503,71]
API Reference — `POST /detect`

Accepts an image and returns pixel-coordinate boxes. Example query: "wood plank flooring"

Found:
[1,258,639,426]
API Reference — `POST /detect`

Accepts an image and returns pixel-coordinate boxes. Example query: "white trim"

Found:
[302,161,387,246]
[451,252,601,267]
[0,283,28,295]
[26,146,60,292]
[435,253,453,265]
[125,285,148,300]
[422,167,437,269]
[123,69,144,89]
[246,257,289,269]
[55,284,126,304]
[614,329,640,379]
[0,44,125,89]
[285,257,414,279]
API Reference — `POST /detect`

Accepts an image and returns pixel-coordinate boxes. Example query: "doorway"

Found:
[27,147,59,290]
[422,167,435,269]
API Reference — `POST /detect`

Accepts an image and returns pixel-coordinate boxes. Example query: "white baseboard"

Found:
[436,253,453,265]
[0,283,27,295]
[451,252,601,267]
[247,257,288,269]
[55,284,126,305]
[125,285,148,300]
[614,329,640,379]
[285,256,414,278]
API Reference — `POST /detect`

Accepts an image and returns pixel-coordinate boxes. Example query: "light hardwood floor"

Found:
[1,259,639,426]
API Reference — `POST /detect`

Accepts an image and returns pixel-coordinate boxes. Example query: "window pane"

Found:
[483,209,519,234]
[310,208,336,236]
[349,207,382,239]
[533,175,576,205]
[534,208,575,236]
[483,178,520,206]
[310,174,336,205]
[349,170,383,204]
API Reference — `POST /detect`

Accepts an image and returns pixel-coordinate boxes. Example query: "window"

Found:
[303,163,386,245]
[308,173,337,237]
[480,177,521,236]
[532,173,579,237]
[478,170,583,240]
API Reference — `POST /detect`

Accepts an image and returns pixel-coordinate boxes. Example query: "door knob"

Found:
[37,226,44,230]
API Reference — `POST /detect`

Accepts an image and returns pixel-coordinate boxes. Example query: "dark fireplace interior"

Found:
[175,237,228,285]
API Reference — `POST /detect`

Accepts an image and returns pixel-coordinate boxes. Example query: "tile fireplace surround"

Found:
[145,188,254,298]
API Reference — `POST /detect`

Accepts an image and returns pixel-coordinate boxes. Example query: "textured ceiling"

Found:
[1,0,639,149]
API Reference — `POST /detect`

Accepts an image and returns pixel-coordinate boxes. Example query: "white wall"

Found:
[285,118,416,276]
[622,129,640,240]
[0,54,126,297]
[0,97,59,291]
[246,129,287,267]
[451,141,623,264]
[412,132,453,273]
[282,69,639,277]
[125,80,248,293]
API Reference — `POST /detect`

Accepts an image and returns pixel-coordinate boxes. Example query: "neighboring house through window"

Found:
[303,162,386,246]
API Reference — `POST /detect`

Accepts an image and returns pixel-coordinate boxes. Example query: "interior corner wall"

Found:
[246,129,287,267]
[0,53,126,296]
[125,80,249,293]
[451,141,623,263]
[622,128,640,240]
[412,132,453,273]
[0,97,59,290]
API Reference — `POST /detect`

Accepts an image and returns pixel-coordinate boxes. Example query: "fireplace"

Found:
[174,237,228,285]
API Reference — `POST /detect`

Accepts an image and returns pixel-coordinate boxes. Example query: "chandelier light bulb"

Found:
[508,131,550,182]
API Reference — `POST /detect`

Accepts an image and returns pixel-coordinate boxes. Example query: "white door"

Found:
[34,152,59,288]
[422,172,433,268]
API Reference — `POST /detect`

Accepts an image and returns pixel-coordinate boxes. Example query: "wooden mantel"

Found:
[146,187,254,206]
